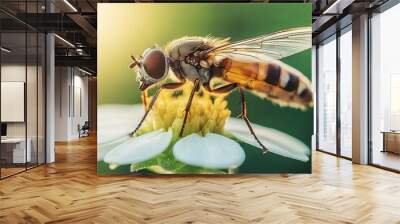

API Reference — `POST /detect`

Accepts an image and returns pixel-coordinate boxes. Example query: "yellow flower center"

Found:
[136,82,231,138]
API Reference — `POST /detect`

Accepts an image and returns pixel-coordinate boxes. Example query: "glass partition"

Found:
[317,35,337,154]
[0,2,46,179]
[339,27,352,158]
[1,30,28,177]
[370,4,400,171]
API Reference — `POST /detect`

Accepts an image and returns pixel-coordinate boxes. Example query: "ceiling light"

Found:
[1,47,11,53]
[54,34,75,48]
[63,0,78,12]
[78,67,94,76]
[322,0,354,15]
[323,0,342,14]
[76,48,86,56]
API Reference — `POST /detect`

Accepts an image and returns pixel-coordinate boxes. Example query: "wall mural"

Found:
[97,3,313,174]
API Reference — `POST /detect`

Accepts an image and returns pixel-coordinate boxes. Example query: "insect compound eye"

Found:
[142,49,168,80]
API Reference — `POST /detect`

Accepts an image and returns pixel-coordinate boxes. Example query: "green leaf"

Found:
[130,158,158,172]
[97,161,130,174]
[174,165,227,174]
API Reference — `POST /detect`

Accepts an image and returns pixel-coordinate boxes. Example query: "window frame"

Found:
[315,24,353,160]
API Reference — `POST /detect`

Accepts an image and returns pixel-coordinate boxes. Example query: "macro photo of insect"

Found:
[97,3,313,174]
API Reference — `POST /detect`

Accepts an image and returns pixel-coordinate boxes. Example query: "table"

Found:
[381,131,400,154]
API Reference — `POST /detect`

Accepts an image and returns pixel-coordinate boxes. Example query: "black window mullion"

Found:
[336,30,341,157]
[0,21,2,179]
[24,0,28,171]
[316,44,320,151]
[367,11,373,165]
[36,0,39,167]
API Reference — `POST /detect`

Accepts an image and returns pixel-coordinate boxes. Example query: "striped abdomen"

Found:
[220,59,313,109]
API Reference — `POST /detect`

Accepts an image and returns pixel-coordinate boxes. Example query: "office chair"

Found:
[79,121,90,138]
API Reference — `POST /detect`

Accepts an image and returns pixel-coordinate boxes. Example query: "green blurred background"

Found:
[98,3,312,173]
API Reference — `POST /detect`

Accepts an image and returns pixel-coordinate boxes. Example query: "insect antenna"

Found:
[129,55,140,69]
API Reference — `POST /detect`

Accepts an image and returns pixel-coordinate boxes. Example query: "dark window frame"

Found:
[315,24,353,161]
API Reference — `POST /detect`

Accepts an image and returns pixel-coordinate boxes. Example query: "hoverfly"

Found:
[129,27,313,153]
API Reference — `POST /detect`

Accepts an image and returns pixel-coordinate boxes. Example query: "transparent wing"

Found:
[207,27,311,61]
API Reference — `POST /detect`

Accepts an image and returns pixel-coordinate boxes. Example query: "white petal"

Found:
[98,135,130,161]
[225,118,310,162]
[97,104,144,144]
[104,129,172,165]
[173,133,245,169]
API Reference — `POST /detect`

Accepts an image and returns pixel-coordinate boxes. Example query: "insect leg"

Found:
[130,82,186,136]
[162,81,186,89]
[179,79,201,137]
[203,82,238,93]
[204,82,269,153]
[129,89,162,136]
[141,90,149,110]
[238,87,269,154]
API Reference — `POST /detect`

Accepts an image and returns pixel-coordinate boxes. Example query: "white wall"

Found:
[55,67,70,141]
[55,67,89,141]
[70,73,89,139]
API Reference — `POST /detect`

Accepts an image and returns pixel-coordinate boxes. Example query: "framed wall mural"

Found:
[98,3,313,174]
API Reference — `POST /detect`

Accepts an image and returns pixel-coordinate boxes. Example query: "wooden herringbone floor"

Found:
[1,135,400,224]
